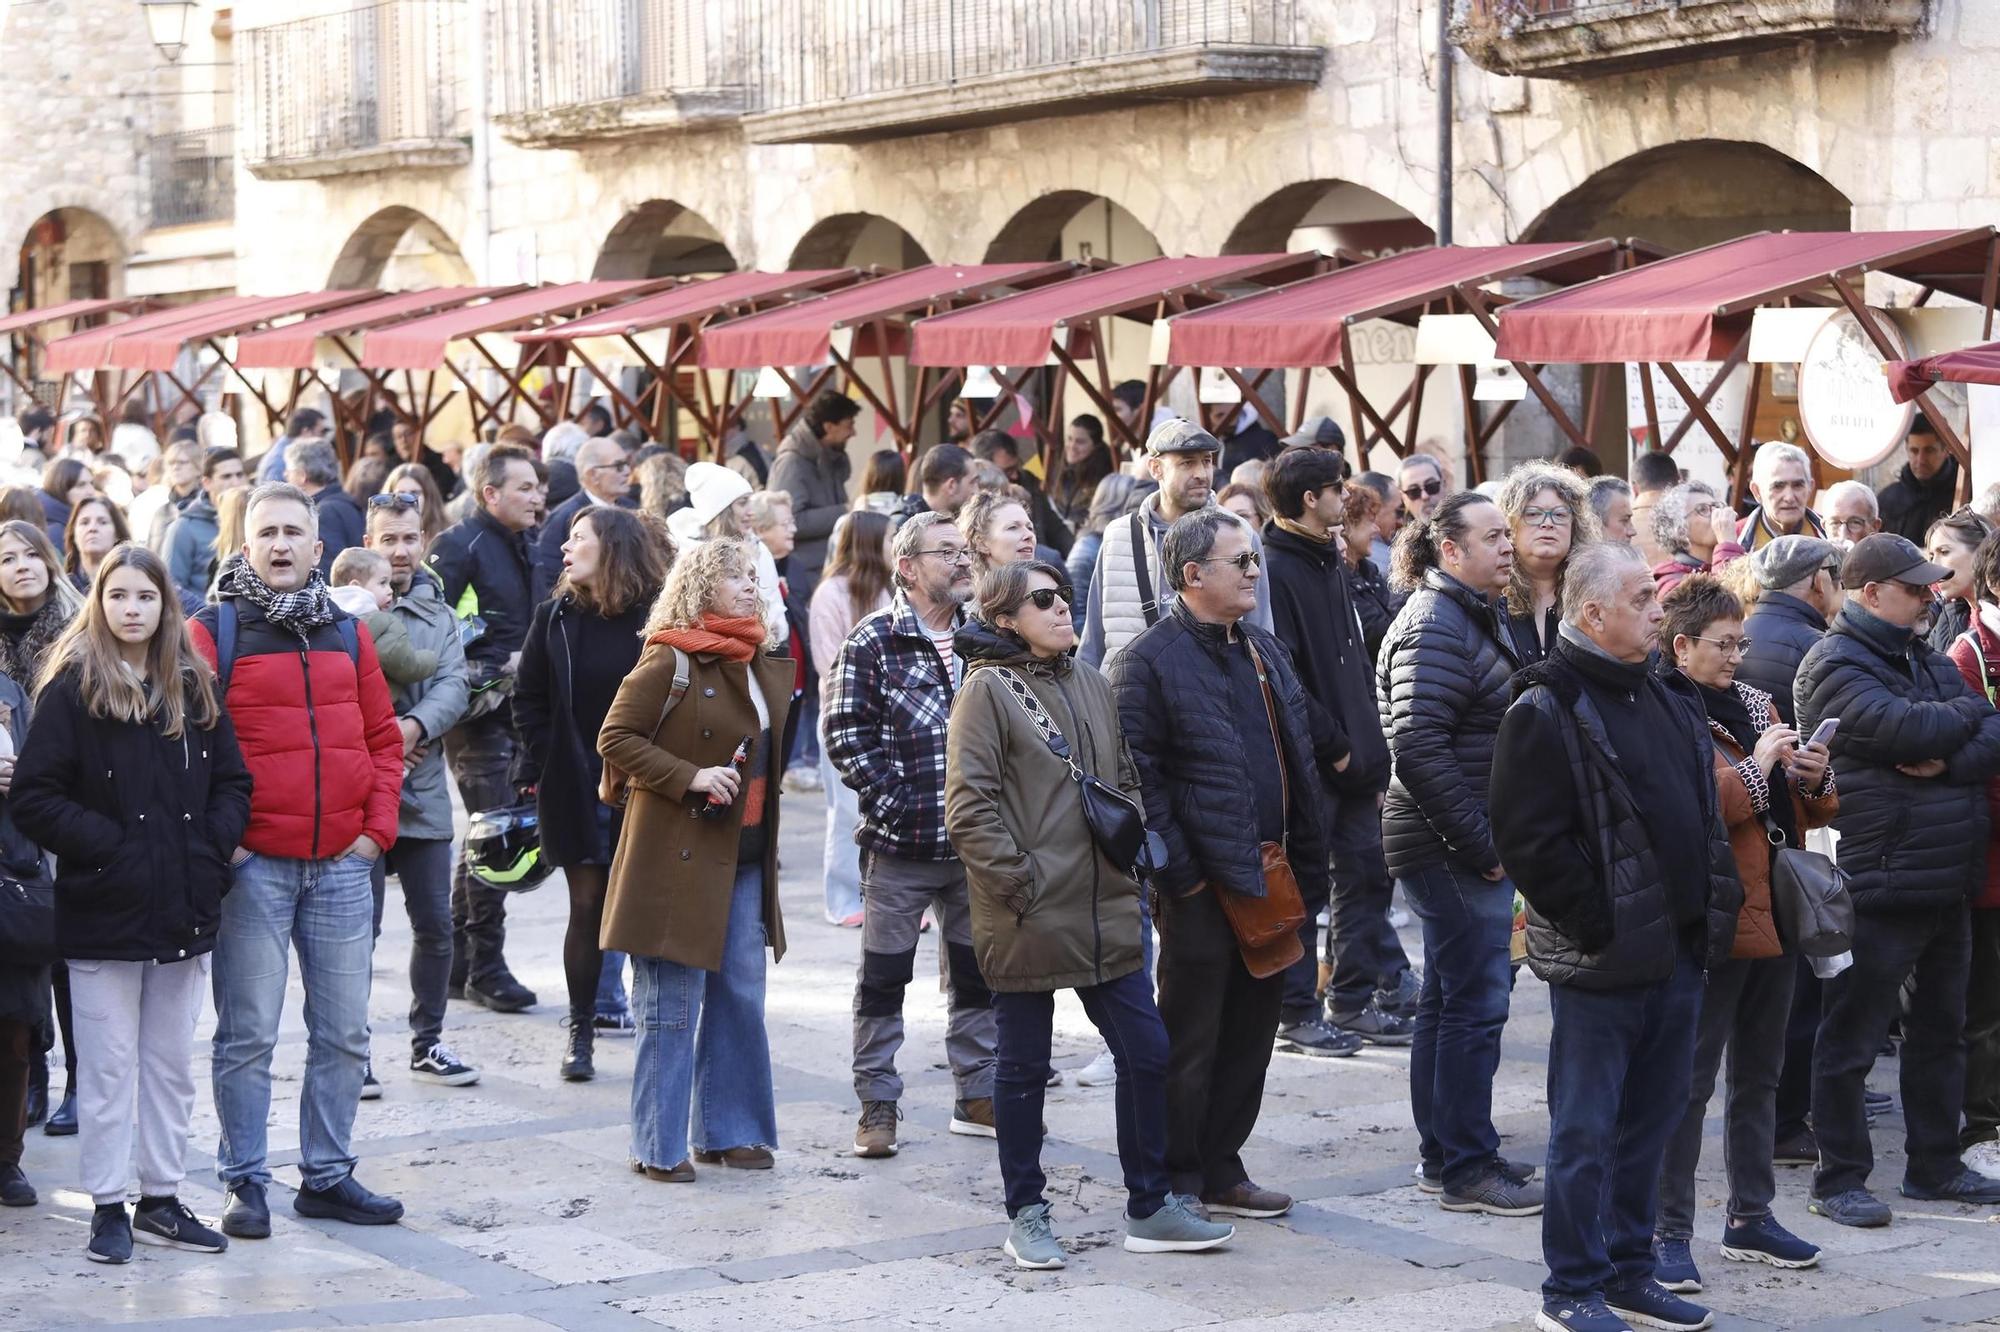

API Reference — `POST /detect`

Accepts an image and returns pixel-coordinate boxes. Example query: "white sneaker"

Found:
[1074,1047,1118,1087]
[1388,906,1412,929]
[1965,1140,2000,1177]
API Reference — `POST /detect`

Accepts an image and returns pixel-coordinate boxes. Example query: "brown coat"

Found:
[597,641,794,971]
[1709,682,1838,960]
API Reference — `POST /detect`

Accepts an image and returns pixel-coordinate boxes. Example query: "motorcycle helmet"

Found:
[465,803,551,892]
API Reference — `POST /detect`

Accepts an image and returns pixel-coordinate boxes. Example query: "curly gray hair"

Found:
[1651,481,1720,559]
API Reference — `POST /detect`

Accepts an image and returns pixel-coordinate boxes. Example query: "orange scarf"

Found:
[649,614,764,662]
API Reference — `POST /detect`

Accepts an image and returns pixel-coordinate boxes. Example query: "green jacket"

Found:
[944,619,1144,993]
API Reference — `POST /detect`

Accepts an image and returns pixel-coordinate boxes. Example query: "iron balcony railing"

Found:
[755,0,1308,111]
[489,0,749,116]
[242,1,466,165]
[148,125,235,226]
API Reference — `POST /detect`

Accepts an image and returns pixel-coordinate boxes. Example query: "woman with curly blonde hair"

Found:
[598,536,791,1182]
[1498,461,1599,664]
[958,487,1037,580]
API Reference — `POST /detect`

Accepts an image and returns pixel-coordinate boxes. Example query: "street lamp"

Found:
[140,0,196,63]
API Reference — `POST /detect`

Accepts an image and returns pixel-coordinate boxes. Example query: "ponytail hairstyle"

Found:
[40,543,219,739]
[1390,490,1499,593]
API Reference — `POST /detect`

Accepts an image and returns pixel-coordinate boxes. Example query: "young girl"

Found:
[13,545,253,1265]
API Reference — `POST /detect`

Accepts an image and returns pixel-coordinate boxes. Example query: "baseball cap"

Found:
[1281,416,1346,450]
[1146,418,1221,456]
[1750,534,1837,591]
[1839,533,1951,590]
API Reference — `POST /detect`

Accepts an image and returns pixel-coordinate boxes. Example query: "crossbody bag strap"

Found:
[1242,636,1290,840]
[1129,512,1160,628]
[994,667,1084,780]
[648,647,691,744]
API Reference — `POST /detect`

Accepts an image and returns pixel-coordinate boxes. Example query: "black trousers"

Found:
[1773,953,1821,1141]
[0,1016,28,1169]
[446,711,520,987]
[1156,883,1283,1198]
[1966,907,2000,1148]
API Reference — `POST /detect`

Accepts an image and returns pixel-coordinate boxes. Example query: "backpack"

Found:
[213,599,360,692]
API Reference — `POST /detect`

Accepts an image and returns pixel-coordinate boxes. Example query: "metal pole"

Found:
[1436,0,1454,246]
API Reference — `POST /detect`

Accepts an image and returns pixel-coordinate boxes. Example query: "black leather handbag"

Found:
[0,870,55,968]
[1762,813,1855,959]
[994,668,1150,875]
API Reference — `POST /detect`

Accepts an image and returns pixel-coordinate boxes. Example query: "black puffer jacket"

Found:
[1737,590,1827,725]
[1491,636,1742,989]
[1376,569,1522,877]
[1877,455,1959,545]
[1109,601,1329,903]
[1795,601,2000,912]
[1346,555,1395,662]
[13,670,254,963]
[1262,521,1388,795]
[427,508,535,671]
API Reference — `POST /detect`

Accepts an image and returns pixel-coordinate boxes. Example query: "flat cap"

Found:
[1750,534,1837,590]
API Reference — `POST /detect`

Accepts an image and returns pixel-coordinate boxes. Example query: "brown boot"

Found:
[853,1100,901,1157]
[693,1146,774,1170]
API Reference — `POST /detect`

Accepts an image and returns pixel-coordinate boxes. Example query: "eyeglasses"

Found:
[366,492,421,510]
[1199,550,1263,573]
[1521,506,1573,528]
[1402,477,1444,501]
[915,546,971,565]
[1690,635,1753,658]
[1687,502,1717,519]
[1024,586,1074,611]
[1830,516,1875,537]
[587,459,632,474]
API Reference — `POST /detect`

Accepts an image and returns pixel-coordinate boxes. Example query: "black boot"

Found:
[23,1052,46,1128]
[44,1087,77,1137]
[560,1014,594,1083]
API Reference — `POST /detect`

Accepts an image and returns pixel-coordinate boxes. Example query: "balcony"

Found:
[1455,0,1926,79]
[242,1,469,180]
[490,0,751,147]
[148,126,235,227]
[742,0,1323,146]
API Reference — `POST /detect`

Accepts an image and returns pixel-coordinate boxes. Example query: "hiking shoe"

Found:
[854,1100,901,1157]
[133,1198,228,1253]
[220,1182,270,1239]
[1330,1000,1415,1046]
[1074,1047,1119,1086]
[593,1011,637,1036]
[294,1174,404,1226]
[1124,1192,1233,1253]
[411,1043,480,1087]
[1440,1165,1544,1216]
[1604,1280,1713,1330]
[1720,1214,1819,1269]
[1275,1016,1363,1057]
[1416,1156,1537,1194]
[1651,1236,1701,1292]
[1901,1167,2000,1205]
[465,974,536,1013]
[1809,1188,1891,1228]
[87,1205,132,1265]
[1375,969,1422,1016]
[693,1146,774,1170]
[1200,1180,1292,1218]
[560,1017,595,1082]
[0,1164,34,1207]
[950,1097,998,1138]
[358,1061,382,1100]
[1004,1201,1066,1269]
[1772,1127,1818,1166]
[1536,1295,1633,1332]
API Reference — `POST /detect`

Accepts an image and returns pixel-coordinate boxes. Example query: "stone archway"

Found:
[327,206,476,289]
[16,206,125,307]
[983,191,1163,266]
[788,213,931,270]
[1224,179,1432,259]
[592,200,735,279]
[1522,139,1852,250]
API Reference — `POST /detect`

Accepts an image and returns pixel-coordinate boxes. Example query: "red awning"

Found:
[107,290,378,372]
[360,280,674,370]
[0,297,153,338]
[698,263,1080,369]
[1494,229,1997,365]
[1887,340,2000,402]
[232,287,525,369]
[515,270,861,344]
[908,254,1321,368]
[1160,241,1626,368]
[44,294,286,376]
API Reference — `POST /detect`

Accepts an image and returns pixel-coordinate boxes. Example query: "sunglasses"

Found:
[1023,585,1074,611]
[1402,477,1444,501]
[366,492,421,510]
[1200,550,1263,573]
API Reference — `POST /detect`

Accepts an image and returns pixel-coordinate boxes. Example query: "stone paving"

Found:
[4,793,2000,1330]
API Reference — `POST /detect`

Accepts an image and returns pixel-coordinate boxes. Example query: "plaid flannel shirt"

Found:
[823,592,964,861]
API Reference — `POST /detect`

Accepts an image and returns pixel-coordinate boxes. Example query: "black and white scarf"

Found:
[217,558,337,639]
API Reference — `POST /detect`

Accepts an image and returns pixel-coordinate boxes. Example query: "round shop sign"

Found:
[1797,309,1915,471]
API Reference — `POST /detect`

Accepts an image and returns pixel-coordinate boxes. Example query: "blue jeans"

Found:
[212,851,375,1191]
[818,741,863,920]
[597,952,629,1020]
[1543,947,1703,1302]
[1401,861,1515,1192]
[630,864,778,1166]
[993,968,1170,1219]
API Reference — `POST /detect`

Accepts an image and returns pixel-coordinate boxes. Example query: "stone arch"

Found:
[1522,139,1852,250]
[592,200,736,279]
[788,213,930,270]
[15,206,127,307]
[983,192,1163,265]
[1224,179,1432,258]
[327,206,476,289]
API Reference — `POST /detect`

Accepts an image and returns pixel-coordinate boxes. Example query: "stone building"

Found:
[10,0,2000,477]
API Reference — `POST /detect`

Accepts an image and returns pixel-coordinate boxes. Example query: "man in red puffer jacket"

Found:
[188,483,407,1241]
[1945,538,2000,1171]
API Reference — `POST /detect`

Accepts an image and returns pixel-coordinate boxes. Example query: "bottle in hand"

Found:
[699,736,753,820]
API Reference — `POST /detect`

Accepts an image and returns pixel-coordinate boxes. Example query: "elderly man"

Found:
[1493,541,1743,1332]
[1355,473,1402,569]
[1398,452,1451,522]
[1795,534,2000,1227]
[1823,480,1882,548]
[1738,442,1825,551]
[1112,509,1329,1221]
[530,434,635,601]
[1875,415,1958,544]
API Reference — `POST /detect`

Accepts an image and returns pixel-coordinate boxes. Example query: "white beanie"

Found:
[668,461,754,544]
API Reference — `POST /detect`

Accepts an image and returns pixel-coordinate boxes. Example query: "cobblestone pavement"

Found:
[4,792,1999,1330]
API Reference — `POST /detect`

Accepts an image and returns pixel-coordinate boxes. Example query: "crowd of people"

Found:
[1,390,1999,1332]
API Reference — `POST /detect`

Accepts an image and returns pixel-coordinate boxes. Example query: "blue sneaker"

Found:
[1605,1280,1713,1330]
[1535,1296,1632,1332]
[1720,1214,1820,1269]
[1809,1187,1891,1228]
[1651,1235,1701,1292]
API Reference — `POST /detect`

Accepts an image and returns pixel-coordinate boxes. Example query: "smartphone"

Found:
[1808,717,1839,748]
